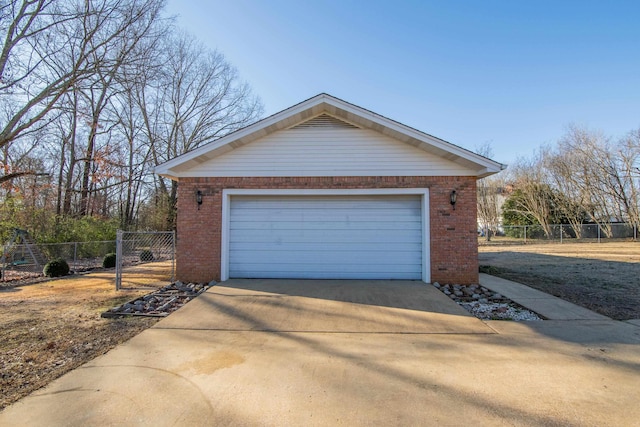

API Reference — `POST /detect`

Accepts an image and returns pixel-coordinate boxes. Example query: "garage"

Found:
[225,191,428,280]
[157,94,505,285]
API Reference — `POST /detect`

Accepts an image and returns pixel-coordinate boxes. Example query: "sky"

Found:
[165,0,640,165]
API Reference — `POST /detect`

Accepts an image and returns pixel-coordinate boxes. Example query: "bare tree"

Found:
[111,65,157,228]
[504,153,557,238]
[0,0,166,187]
[617,129,640,232]
[0,0,79,151]
[1,1,265,232]
[475,143,505,241]
[555,126,620,236]
[543,146,588,238]
[502,126,640,241]
[75,0,165,216]
[134,32,263,228]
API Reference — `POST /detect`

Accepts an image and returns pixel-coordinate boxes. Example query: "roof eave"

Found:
[155,93,506,180]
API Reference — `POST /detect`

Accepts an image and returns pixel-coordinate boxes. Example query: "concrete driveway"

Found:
[2,279,640,426]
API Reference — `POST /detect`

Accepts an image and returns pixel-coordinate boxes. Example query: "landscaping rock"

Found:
[102,281,213,318]
[433,283,542,321]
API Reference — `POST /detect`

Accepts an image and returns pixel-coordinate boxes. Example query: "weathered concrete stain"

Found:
[175,351,245,375]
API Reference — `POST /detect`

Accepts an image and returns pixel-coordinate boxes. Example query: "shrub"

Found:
[139,250,154,262]
[479,265,502,275]
[43,258,70,277]
[103,253,117,268]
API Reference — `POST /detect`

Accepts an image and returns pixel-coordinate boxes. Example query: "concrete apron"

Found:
[2,280,640,427]
[157,279,495,334]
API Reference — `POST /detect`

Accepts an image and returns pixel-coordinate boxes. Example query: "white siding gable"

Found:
[183,119,474,177]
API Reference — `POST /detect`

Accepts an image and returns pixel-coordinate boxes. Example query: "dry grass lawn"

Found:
[0,263,172,410]
[2,246,638,411]
[479,241,640,320]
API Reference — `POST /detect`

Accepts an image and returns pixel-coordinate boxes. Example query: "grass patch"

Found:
[478,242,640,320]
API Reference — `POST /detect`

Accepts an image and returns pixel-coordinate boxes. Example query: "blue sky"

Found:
[165,0,640,165]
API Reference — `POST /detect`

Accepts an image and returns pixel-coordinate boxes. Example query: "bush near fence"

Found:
[39,241,117,265]
[2,233,175,282]
[1,240,118,278]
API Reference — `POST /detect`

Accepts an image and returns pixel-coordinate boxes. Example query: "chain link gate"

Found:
[115,231,175,290]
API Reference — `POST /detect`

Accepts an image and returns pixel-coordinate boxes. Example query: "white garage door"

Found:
[228,195,423,279]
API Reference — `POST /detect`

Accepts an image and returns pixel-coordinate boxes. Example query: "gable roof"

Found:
[155,93,506,180]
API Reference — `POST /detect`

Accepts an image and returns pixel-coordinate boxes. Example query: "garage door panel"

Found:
[229,229,422,244]
[231,210,421,222]
[229,195,423,280]
[231,196,421,209]
[230,271,421,280]
[230,250,422,264]
[230,220,422,231]
[230,263,422,275]
[230,242,423,251]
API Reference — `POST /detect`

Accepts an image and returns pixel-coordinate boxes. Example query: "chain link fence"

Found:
[1,240,116,280]
[41,241,117,270]
[480,222,639,245]
[2,232,175,286]
[115,231,175,290]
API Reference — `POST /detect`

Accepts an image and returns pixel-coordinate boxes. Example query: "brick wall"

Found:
[176,176,479,285]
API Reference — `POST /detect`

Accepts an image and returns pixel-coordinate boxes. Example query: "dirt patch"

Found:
[479,241,640,320]
[0,266,171,410]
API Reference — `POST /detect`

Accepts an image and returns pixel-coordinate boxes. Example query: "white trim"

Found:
[156,96,329,174]
[173,170,476,178]
[155,94,505,179]
[322,97,497,170]
[223,188,429,196]
[220,188,431,282]
[220,192,232,282]
[422,193,430,282]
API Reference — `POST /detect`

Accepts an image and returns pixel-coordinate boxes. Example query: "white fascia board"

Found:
[476,165,508,178]
[154,138,230,174]
[158,170,478,179]
[322,96,504,173]
[155,94,333,177]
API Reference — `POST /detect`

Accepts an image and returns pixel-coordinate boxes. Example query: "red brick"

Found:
[176,176,479,285]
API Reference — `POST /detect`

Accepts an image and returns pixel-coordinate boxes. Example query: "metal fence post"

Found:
[524,226,527,244]
[560,224,563,244]
[171,230,176,282]
[115,230,123,290]
[597,224,601,243]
